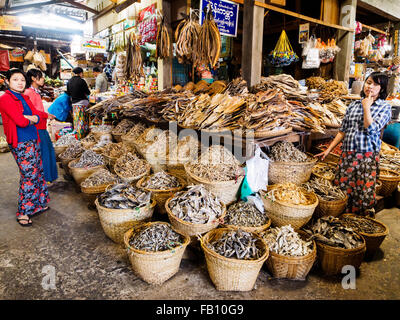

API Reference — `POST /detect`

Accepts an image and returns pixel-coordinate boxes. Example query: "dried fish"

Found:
[319,80,348,102]
[175,11,201,64]
[266,183,315,206]
[168,184,224,224]
[207,229,263,260]
[81,168,121,188]
[260,225,313,257]
[54,134,78,146]
[142,171,181,190]
[224,77,249,96]
[98,183,151,210]
[114,153,148,178]
[268,141,309,162]
[112,119,136,135]
[225,201,269,227]
[302,177,346,201]
[156,17,171,59]
[102,142,133,159]
[306,76,326,90]
[167,135,200,161]
[123,122,148,140]
[341,216,385,234]
[59,140,84,160]
[90,125,113,134]
[71,150,105,168]
[81,133,97,144]
[197,8,221,68]
[312,162,336,180]
[91,135,113,153]
[129,223,184,252]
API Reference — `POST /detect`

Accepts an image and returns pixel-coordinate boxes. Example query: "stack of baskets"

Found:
[268,157,318,185]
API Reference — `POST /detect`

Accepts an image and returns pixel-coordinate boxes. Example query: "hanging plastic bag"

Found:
[268,30,299,67]
[302,48,320,69]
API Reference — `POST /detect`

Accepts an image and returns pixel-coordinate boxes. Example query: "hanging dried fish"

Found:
[175,11,201,64]
[156,17,171,59]
[341,216,386,234]
[71,150,105,168]
[266,183,315,206]
[268,141,309,162]
[225,201,269,227]
[81,168,121,188]
[124,32,143,81]
[197,7,221,68]
[141,171,181,190]
[98,183,151,210]
[303,178,346,201]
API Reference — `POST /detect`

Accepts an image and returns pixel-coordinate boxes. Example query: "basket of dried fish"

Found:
[260,226,316,280]
[165,185,226,240]
[112,119,135,142]
[68,150,106,186]
[222,201,271,233]
[378,169,400,197]
[124,222,190,285]
[261,183,319,229]
[121,122,148,150]
[59,141,84,176]
[268,142,317,185]
[114,153,151,184]
[102,142,134,173]
[303,178,348,218]
[184,145,245,205]
[200,228,269,291]
[90,125,113,140]
[341,214,389,259]
[136,171,185,214]
[95,184,156,244]
[302,216,366,275]
[81,133,97,150]
[53,134,78,160]
[311,162,337,182]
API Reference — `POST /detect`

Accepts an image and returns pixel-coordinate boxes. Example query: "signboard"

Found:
[200,0,239,38]
[81,38,107,53]
[299,23,309,44]
[0,15,22,32]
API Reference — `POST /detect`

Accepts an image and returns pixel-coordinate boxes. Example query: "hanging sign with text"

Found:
[200,0,239,37]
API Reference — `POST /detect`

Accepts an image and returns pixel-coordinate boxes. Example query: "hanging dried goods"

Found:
[175,11,201,64]
[156,17,171,59]
[124,32,144,82]
[197,8,221,68]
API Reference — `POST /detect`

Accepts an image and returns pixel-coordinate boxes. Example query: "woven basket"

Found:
[112,132,124,143]
[315,236,366,275]
[265,230,317,280]
[121,134,137,150]
[221,218,271,234]
[200,228,269,291]
[165,197,226,238]
[54,145,67,161]
[376,179,383,195]
[396,183,400,207]
[68,159,106,186]
[81,141,96,150]
[311,162,338,182]
[0,144,9,153]
[268,158,318,185]
[81,182,113,195]
[260,189,318,229]
[124,222,190,285]
[341,214,389,259]
[314,195,348,218]
[378,170,400,197]
[60,156,77,176]
[136,174,186,214]
[103,154,120,173]
[114,161,151,184]
[166,160,189,181]
[184,163,245,205]
[95,198,156,244]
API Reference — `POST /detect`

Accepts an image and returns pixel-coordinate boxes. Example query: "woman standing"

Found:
[0,69,53,226]
[25,68,58,184]
[316,72,392,217]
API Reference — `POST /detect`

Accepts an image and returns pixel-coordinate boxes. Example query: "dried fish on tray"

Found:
[98,183,151,210]
[225,201,269,228]
[302,177,346,201]
[168,184,224,224]
[341,216,386,234]
[54,134,78,146]
[260,225,313,257]
[114,153,148,178]
[112,119,136,135]
[266,183,315,206]
[141,171,181,190]
[129,223,184,252]
[81,168,121,188]
[207,229,263,260]
[268,141,309,162]
[70,150,105,168]
[59,141,84,159]
[302,216,364,249]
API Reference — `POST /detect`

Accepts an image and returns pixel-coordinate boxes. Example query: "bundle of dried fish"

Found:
[205,80,227,96]
[175,11,201,64]
[88,92,147,116]
[224,77,249,96]
[91,125,113,134]
[114,153,148,178]
[319,80,348,102]
[59,141,84,159]
[54,134,78,146]
[341,216,385,234]
[261,225,313,257]
[306,76,325,90]
[207,229,262,260]
[266,183,315,206]
[303,216,364,249]
[197,8,221,68]
[81,168,121,188]
[124,32,143,81]
[268,141,309,162]
[225,201,268,227]
[112,119,136,135]
[156,17,171,59]
[142,171,181,190]
[168,184,224,224]
[186,145,242,181]
[70,150,105,168]
[302,178,346,201]
[129,223,184,252]
[98,183,151,210]
[312,162,336,180]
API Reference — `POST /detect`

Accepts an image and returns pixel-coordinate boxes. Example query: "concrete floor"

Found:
[0,132,399,300]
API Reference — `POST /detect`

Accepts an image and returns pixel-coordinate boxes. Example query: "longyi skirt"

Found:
[38,129,58,182]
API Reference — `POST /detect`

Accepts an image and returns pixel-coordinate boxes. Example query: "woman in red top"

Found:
[25,68,58,183]
[0,69,53,227]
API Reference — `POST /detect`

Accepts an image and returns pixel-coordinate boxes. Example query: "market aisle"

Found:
[0,132,399,299]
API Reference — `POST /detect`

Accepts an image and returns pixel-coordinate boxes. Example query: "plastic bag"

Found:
[302,48,320,69]
[246,193,264,213]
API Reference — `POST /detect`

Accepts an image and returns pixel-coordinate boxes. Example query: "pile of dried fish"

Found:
[124,32,143,81]
[81,168,121,188]
[197,8,221,68]
[70,150,105,168]
[123,122,148,140]
[91,125,113,134]
[341,216,386,234]
[302,178,346,201]
[323,99,347,119]
[288,100,326,133]
[225,201,268,227]
[266,183,315,206]
[186,145,242,181]
[207,229,263,260]
[261,225,313,257]
[380,153,400,172]
[312,162,336,180]
[306,76,325,90]
[114,153,148,178]
[268,141,309,162]
[303,216,364,249]
[319,80,348,102]
[81,133,97,144]
[144,130,178,157]
[175,11,201,64]
[112,119,135,135]
[224,77,249,96]
[88,92,147,116]
[59,141,84,159]
[168,184,224,224]
[168,135,200,161]
[141,171,181,190]
[92,135,113,152]
[308,102,342,127]
[54,134,78,146]
[98,183,151,210]
[129,223,184,252]
[156,17,171,59]
[102,142,133,159]
[161,94,197,122]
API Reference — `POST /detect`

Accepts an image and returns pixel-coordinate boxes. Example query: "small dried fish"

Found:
[341,216,385,234]
[123,122,148,140]
[81,168,121,188]
[142,171,181,190]
[312,162,336,180]
[54,134,78,146]
[266,183,315,206]
[225,201,269,227]
[129,223,184,252]
[102,142,133,159]
[167,135,200,161]
[168,184,224,224]
[111,119,135,135]
[268,141,309,162]
[81,133,97,144]
[98,183,151,210]
[207,229,263,260]
[302,178,346,201]
[59,141,84,159]
[71,150,105,168]
[260,225,313,257]
[91,125,113,133]
[92,135,113,151]
[114,153,148,178]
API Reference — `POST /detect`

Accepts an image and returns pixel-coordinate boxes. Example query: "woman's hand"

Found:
[47,113,56,120]
[24,115,39,124]
[362,92,374,109]
[314,149,330,161]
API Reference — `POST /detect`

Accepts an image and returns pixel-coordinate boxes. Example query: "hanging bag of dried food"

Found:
[268,30,299,67]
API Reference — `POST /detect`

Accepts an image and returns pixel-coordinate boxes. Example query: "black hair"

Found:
[26,68,43,87]
[73,67,83,75]
[6,68,26,81]
[360,72,389,100]
[93,66,101,73]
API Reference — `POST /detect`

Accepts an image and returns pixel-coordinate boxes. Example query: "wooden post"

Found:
[333,0,356,83]
[158,0,173,90]
[242,0,265,88]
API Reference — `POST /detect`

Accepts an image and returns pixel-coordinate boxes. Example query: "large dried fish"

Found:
[98,183,151,210]
[70,150,105,168]
[156,17,171,59]
[81,168,121,188]
[302,177,346,201]
[341,216,386,234]
[197,8,221,68]
[141,171,181,190]
[175,11,201,64]
[124,32,143,82]
[268,141,309,162]
[225,201,269,227]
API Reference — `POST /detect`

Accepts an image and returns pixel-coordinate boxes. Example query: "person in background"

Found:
[25,68,58,184]
[316,72,391,217]
[196,64,214,84]
[0,69,54,227]
[67,67,90,139]
[93,66,109,93]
